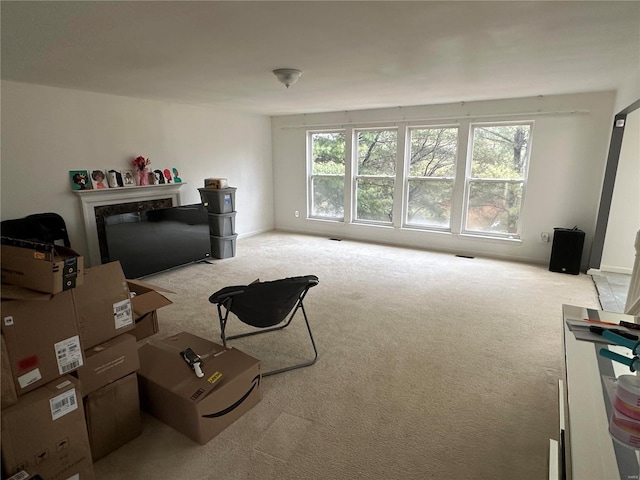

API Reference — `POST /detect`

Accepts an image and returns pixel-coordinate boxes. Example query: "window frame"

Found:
[307,129,347,222]
[461,121,534,240]
[352,127,399,226]
[403,124,459,231]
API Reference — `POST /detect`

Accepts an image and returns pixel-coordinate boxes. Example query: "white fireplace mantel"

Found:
[74,183,186,266]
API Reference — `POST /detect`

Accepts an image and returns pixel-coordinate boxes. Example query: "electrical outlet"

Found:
[540,232,550,243]
[294,210,300,218]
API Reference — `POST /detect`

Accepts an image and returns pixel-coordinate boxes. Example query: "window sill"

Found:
[458,233,523,245]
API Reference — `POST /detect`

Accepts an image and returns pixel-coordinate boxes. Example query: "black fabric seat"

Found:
[209,275,319,376]
[1,212,71,247]
[25,213,71,247]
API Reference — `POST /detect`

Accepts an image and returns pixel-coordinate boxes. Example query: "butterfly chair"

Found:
[208,275,319,376]
[26,212,71,247]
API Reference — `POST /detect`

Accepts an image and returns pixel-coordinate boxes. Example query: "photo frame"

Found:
[90,169,109,189]
[121,170,135,186]
[107,169,123,188]
[69,170,93,190]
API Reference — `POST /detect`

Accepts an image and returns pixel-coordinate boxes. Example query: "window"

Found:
[309,131,345,219]
[464,123,532,237]
[355,129,397,223]
[406,127,458,229]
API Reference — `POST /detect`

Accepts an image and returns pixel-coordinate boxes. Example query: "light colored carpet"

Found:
[93,231,599,480]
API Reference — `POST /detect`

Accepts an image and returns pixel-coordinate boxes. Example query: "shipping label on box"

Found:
[138,332,261,444]
[1,290,84,396]
[1,375,95,480]
[73,261,134,349]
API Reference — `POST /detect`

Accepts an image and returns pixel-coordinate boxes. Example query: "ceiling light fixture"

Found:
[273,68,302,88]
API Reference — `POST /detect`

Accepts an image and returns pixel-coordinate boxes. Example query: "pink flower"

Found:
[133,156,150,171]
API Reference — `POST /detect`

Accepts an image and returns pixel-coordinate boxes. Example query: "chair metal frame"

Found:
[210,276,319,376]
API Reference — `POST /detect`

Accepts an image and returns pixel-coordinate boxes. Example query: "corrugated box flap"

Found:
[127,279,175,295]
[131,290,173,317]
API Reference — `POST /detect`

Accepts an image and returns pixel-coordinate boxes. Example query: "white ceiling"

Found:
[2,1,639,116]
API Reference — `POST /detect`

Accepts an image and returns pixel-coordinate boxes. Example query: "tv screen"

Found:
[104,203,211,278]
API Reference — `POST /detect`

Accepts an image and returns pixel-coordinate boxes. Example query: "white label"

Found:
[4,315,14,326]
[7,471,30,480]
[50,388,78,420]
[18,368,42,388]
[56,379,72,390]
[65,475,80,480]
[113,299,133,329]
[54,336,83,375]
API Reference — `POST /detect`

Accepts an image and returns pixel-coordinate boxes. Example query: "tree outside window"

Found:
[465,123,532,237]
[355,129,397,223]
[406,127,458,228]
[310,131,345,219]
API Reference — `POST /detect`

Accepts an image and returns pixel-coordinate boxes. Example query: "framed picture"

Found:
[69,170,93,190]
[90,169,109,189]
[152,168,169,184]
[121,170,135,186]
[107,169,123,188]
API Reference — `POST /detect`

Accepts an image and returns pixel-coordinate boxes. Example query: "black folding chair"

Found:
[26,213,71,247]
[208,275,319,376]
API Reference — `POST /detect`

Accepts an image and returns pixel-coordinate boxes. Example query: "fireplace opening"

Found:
[95,198,173,264]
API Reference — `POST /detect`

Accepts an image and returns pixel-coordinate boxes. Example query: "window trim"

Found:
[352,127,398,225]
[307,129,347,222]
[461,121,534,239]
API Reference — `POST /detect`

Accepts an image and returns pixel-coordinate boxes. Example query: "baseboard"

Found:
[599,265,633,275]
[587,268,601,276]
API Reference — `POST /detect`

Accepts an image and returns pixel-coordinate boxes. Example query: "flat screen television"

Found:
[103,203,211,278]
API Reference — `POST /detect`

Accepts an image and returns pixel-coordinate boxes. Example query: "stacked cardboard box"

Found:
[138,331,262,445]
[71,261,171,461]
[1,242,94,479]
[1,243,173,476]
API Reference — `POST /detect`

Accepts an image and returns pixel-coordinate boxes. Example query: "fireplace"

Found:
[74,184,185,267]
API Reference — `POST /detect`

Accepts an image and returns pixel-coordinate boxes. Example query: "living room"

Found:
[1,2,639,479]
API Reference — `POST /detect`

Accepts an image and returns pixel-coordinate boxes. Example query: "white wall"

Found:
[614,69,640,113]
[271,92,616,266]
[1,81,274,264]
[601,108,640,274]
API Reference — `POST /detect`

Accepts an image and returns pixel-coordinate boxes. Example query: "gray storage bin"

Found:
[199,187,236,214]
[208,212,236,237]
[210,234,237,259]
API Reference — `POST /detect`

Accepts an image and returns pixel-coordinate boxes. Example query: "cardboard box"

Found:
[73,333,139,396]
[127,279,173,341]
[203,178,229,189]
[2,334,18,409]
[73,261,134,349]
[6,470,43,480]
[84,373,142,461]
[1,375,95,480]
[1,241,83,294]
[1,290,84,396]
[138,332,261,445]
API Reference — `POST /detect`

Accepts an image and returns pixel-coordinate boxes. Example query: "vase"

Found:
[138,168,149,186]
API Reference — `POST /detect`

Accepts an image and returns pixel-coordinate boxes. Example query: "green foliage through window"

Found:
[465,123,532,236]
[310,132,345,219]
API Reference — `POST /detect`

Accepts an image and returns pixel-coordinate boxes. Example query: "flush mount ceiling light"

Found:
[273,68,302,88]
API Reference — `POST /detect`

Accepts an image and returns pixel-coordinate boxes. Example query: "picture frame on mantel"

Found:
[69,170,93,191]
[90,169,109,189]
[121,170,135,186]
